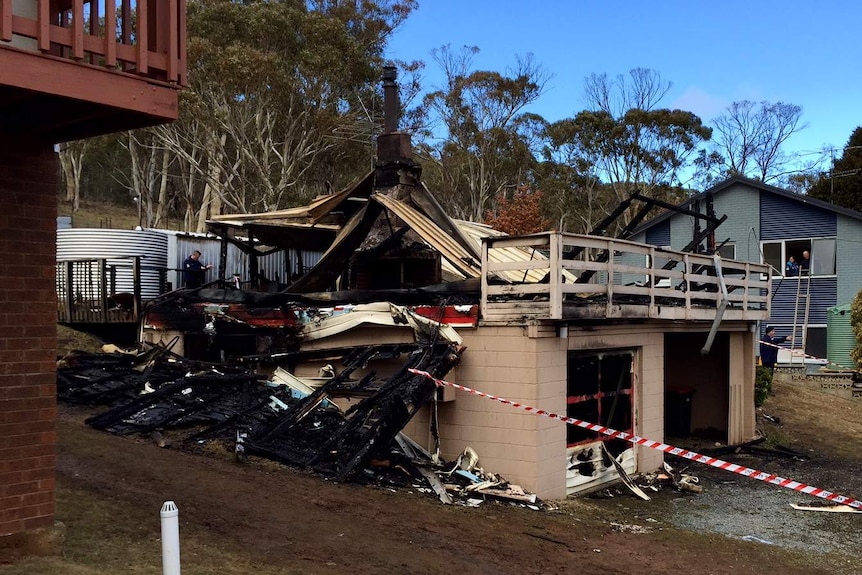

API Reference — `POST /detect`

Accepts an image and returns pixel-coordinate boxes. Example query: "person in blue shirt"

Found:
[183,250,212,289]
[760,326,788,371]
[785,256,799,277]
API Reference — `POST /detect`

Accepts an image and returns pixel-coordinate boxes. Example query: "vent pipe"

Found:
[160,501,181,575]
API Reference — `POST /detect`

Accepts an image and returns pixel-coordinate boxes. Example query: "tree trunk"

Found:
[128,133,144,227]
[197,134,226,233]
[59,141,89,213]
[154,148,170,228]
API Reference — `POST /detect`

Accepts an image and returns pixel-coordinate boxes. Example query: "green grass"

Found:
[1,487,320,575]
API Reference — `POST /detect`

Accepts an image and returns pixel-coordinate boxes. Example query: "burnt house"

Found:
[141,70,771,499]
[0,0,185,549]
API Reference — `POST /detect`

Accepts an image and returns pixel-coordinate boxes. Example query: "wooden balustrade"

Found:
[0,0,185,85]
[480,232,772,323]
[55,257,166,324]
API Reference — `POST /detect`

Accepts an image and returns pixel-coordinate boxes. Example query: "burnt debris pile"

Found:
[57,340,464,484]
[244,343,462,481]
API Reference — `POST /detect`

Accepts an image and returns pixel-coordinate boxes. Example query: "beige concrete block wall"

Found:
[337,322,753,501]
[408,323,672,500]
[429,326,570,500]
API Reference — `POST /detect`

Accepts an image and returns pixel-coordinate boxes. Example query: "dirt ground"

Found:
[5,375,856,575]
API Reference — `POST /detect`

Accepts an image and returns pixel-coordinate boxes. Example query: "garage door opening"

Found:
[663,332,729,441]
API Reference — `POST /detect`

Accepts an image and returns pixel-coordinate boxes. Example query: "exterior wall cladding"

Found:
[668,184,762,260]
[403,325,674,500]
[0,139,58,536]
[629,183,761,260]
[759,193,836,240]
[759,192,837,325]
[836,214,862,306]
[645,221,670,246]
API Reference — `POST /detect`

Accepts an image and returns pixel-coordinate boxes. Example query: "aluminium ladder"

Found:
[789,272,811,366]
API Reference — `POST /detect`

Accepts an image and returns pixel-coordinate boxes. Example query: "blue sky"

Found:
[386,1,860,165]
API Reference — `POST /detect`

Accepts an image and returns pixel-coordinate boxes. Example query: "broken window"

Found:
[566,352,633,447]
[565,351,636,494]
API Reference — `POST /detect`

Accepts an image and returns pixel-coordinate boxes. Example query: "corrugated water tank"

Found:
[826,304,857,370]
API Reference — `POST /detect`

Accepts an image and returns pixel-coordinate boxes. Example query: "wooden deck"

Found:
[480,232,772,324]
[56,257,156,324]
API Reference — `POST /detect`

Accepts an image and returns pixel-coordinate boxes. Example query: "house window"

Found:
[761,238,836,277]
[566,352,633,447]
[810,239,836,276]
[763,242,782,275]
[716,244,735,260]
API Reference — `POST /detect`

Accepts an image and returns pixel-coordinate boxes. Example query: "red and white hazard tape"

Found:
[409,368,862,510]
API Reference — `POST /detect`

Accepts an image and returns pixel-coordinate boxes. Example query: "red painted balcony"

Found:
[0,0,185,141]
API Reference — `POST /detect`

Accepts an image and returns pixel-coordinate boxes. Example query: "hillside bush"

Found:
[755,365,773,408]
[851,289,862,369]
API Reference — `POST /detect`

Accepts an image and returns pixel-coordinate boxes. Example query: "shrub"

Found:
[755,365,773,408]
[851,289,862,369]
[483,187,551,236]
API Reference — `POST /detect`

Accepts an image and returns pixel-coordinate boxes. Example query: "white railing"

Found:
[481,232,772,322]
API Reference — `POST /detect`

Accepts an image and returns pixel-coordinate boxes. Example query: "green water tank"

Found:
[827,304,857,370]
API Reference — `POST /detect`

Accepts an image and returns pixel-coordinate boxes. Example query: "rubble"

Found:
[57,311,546,508]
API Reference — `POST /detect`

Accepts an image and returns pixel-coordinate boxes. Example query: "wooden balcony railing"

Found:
[1,0,186,85]
[56,257,169,324]
[481,232,772,323]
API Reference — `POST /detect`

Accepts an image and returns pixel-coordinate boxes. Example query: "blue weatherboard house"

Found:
[629,175,862,362]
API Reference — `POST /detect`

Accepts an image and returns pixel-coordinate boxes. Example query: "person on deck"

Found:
[760,325,788,371]
[183,250,212,289]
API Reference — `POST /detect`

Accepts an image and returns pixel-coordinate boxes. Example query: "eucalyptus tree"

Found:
[709,100,806,183]
[58,139,91,213]
[416,45,549,221]
[537,116,612,233]
[808,126,862,211]
[538,68,711,231]
[148,0,416,230]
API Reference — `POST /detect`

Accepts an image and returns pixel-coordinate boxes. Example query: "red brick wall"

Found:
[0,139,58,536]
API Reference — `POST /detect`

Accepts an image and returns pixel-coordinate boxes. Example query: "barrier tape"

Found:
[409,368,862,510]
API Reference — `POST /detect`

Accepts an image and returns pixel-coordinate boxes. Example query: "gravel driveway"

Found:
[589,448,862,574]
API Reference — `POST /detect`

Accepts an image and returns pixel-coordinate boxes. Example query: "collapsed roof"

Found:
[208,165,485,292]
[206,170,576,294]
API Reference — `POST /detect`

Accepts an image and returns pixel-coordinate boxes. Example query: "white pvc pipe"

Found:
[160,501,181,575]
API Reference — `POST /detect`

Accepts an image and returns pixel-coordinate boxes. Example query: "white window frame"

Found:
[760,236,837,279]
[716,243,736,260]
